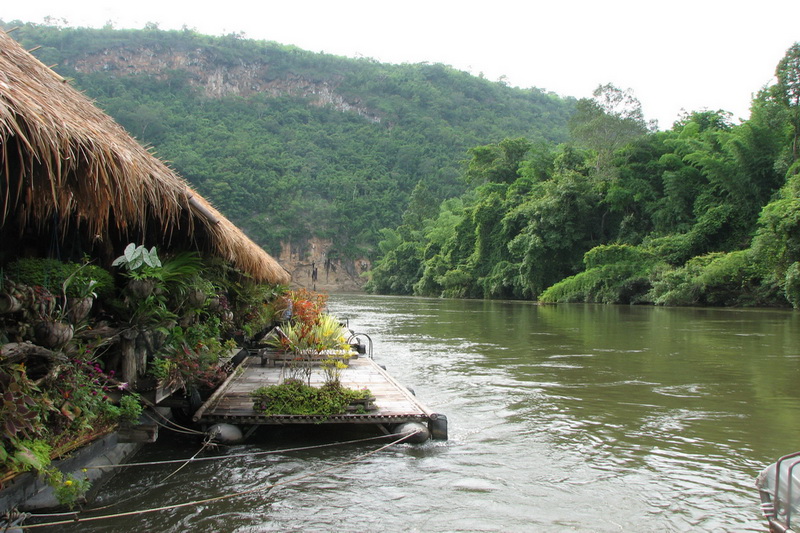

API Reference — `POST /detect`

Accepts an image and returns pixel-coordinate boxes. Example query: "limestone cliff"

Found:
[65,46,382,122]
[279,238,370,293]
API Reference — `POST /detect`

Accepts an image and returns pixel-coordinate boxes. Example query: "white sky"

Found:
[4,0,799,128]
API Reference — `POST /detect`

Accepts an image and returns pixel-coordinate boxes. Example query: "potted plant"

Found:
[62,265,100,324]
[32,261,110,345]
[31,287,73,349]
[0,279,25,315]
[112,243,163,298]
[183,275,216,309]
[270,313,353,360]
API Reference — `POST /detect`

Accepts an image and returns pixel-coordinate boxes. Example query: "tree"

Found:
[775,42,800,164]
[401,181,440,229]
[465,138,532,185]
[569,84,651,174]
[507,168,604,297]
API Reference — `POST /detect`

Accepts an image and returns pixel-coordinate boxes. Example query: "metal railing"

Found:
[759,451,800,533]
[347,332,373,359]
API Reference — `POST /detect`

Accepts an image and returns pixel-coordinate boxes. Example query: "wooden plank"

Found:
[195,356,433,425]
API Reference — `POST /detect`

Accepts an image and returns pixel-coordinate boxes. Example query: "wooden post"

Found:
[120,329,138,388]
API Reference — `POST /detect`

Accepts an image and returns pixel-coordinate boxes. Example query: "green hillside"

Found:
[2,22,575,258]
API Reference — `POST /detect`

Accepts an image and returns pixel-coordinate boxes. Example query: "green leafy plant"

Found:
[4,438,52,475]
[6,259,98,298]
[0,436,90,509]
[148,357,177,382]
[148,318,231,393]
[118,394,143,424]
[4,259,113,324]
[229,281,288,339]
[112,243,162,278]
[158,252,204,297]
[62,267,98,301]
[321,358,349,386]
[251,379,372,417]
[52,357,126,434]
[60,261,114,299]
[270,313,352,356]
[269,312,353,384]
[53,473,92,509]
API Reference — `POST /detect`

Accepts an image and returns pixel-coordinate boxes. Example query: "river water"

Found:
[61,295,800,532]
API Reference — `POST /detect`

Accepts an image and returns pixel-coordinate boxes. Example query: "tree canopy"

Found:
[367,44,800,308]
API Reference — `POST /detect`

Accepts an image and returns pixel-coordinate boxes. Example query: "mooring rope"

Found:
[21,431,410,522]
[81,430,415,470]
[16,430,420,530]
[12,438,218,520]
[142,409,207,437]
[158,434,217,483]
[64,435,221,516]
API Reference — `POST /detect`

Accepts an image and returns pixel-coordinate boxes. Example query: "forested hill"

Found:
[3,22,575,264]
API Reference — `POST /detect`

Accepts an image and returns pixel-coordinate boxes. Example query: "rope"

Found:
[1,509,30,531]
[139,360,246,437]
[24,429,416,520]
[20,437,220,520]
[17,431,420,530]
[67,436,220,516]
[159,436,216,483]
[142,410,206,437]
[20,431,416,520]
[80,431,414,470]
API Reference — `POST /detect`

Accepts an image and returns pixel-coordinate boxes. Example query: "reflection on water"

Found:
[60,296,800,532]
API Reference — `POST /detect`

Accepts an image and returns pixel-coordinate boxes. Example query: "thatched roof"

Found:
[0,30,290,284]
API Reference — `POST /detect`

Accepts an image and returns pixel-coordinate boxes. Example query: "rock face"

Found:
[66,45,382,122]
[279,238,370,293]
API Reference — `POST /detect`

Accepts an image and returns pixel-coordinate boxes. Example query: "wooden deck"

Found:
[193,355,440,430]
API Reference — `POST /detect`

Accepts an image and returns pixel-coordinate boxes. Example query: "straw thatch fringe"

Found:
[0,30,290,284]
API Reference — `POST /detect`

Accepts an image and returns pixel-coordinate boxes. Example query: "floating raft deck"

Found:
[193,354,447,440]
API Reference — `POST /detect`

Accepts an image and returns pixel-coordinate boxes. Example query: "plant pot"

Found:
[0,293,22,314]
[128,279,156,299]
[187,289,207,308]
[346,396,378,412]
[207,296,221,312]
[67,297,94,323]
[34,320,74,348]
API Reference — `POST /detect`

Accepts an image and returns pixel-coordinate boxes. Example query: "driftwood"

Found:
[1,342,68,382]
[0,342,67,365]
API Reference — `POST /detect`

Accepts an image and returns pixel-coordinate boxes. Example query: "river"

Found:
[60,295,800,532]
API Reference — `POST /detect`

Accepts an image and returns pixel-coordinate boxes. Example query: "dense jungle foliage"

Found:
[2,22,574,258]
[367,43,800,307]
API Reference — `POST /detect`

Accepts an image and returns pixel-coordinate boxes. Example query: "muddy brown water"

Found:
[55,296,800,532]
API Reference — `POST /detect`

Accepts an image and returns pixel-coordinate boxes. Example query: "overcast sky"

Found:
[4,0,799,128]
